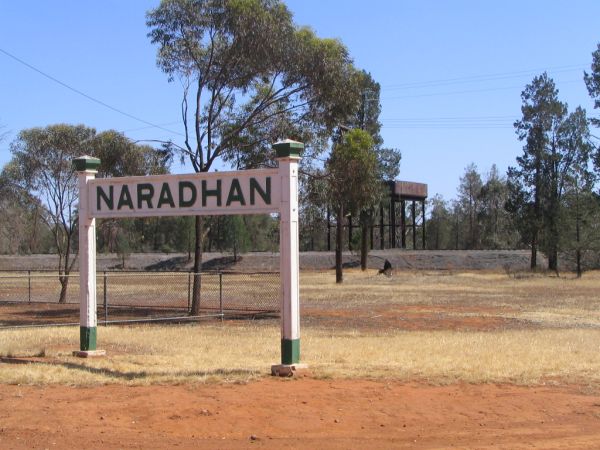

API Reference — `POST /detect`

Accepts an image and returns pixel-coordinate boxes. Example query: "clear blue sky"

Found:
[1,1,598,201]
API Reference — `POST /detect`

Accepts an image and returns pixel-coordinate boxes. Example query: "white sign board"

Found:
[89,169,280,218]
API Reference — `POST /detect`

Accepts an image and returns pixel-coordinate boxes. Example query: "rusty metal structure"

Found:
[327,180,428,251]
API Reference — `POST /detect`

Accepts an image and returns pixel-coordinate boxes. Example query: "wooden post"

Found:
[72,155,105,357]
[271,140,306,375]
[412,200,417,250]
[422,200,426,250]
[401,199,406,249]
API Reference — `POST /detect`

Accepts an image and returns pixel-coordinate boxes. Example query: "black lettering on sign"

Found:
[117,185,134,210]
[250,177,270,205]
[178,181,197,207]
[226,178,245,206]
[137,184,154,209]
[97,185,114,211]
[202,180,222,207]
[157,183,175,208]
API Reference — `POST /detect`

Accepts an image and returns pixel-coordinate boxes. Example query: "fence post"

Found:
[187,271,192,313]
[219,272,223,321]
[103,271,108,325]
[28,270,31,303]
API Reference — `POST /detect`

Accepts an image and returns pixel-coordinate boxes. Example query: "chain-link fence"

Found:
[0,270,279,327]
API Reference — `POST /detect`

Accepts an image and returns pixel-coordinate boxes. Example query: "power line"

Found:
[0,47,184,137]
[381,115,516,121]
[382,125,513,129]
[381,79,581,101]
[120,121,181,133]
[379,114,518,129]
[380,64,587,91]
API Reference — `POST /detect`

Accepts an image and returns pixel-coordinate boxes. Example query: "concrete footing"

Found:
[72,350,106,358]
[271,363,309,377]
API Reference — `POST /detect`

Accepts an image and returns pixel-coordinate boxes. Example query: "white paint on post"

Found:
[78,169,97,329]
[278,156,300,344]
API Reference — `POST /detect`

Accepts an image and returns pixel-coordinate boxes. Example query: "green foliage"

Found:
[147,0,360,300]
[457,163,483,249]
[146,0,359,172]
[559,182,600,274]
[1,124,170,302]
[92,130,171,178]
[326,128,380,281]
[479,165,518,249]
[327,129,379,217]
[425,194,453,250]
[509,73,594,270]
[376,148,401,182]
[221,215,250,261]
[0,172,53,254]
[584,43,600,129]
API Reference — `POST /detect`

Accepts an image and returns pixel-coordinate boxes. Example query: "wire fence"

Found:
[0,270,279,327]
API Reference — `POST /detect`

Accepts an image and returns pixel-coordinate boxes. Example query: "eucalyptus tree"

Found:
[326,129,380,283]
[0,170,51,254]
[5,125,96,302]
[342,70,401,269]
[147,0,359,312]
[3,125,169,302]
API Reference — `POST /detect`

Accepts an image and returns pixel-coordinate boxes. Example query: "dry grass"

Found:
[1,270,600,386]
[1,324,600,386]
[301,269,600,328]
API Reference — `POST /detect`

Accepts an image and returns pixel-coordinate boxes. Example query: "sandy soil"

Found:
[1,379,599,449]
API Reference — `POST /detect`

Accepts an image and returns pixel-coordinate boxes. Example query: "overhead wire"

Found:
[0,47,184,137]
[380,114,517,129]
[380,64,587,91]
[381,79,582,100]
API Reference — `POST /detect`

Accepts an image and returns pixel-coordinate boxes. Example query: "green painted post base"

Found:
[80,326,97,351]
[281,338,300,365]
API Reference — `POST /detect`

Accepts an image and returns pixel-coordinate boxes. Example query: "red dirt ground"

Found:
[1,379,600,449]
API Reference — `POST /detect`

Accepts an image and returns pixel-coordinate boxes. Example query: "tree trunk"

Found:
[190,215,203,316]
[576,192,582,278]
[58,275,69,304]
[335,206,343,284]
[548,249,558,272]
[530,230,537,270]
[547,191,559,272]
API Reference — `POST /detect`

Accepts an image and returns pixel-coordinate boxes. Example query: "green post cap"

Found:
[72,155,101,172]
[273,139,304,158]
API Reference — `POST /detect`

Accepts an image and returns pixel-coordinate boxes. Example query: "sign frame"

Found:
[72,140,305,373]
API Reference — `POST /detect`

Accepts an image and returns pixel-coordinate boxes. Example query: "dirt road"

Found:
[1,379,599,449]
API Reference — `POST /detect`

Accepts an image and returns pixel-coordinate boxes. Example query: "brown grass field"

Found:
[2,269,600,448]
